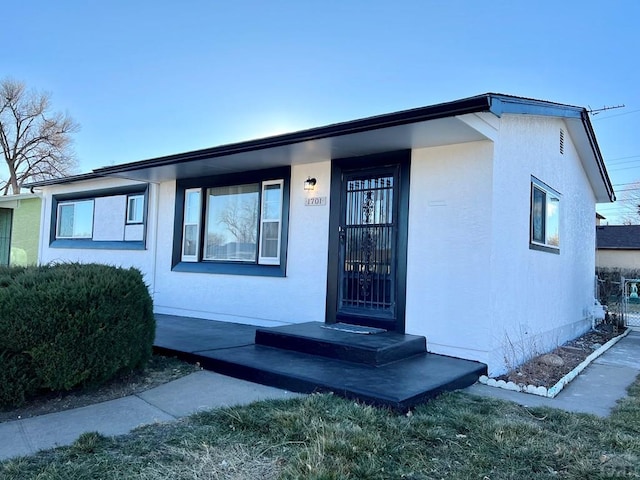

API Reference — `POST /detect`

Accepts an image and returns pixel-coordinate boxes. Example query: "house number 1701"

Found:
[305,196,327,206]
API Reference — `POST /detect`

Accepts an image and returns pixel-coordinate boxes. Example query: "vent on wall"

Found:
[560,129,565,155]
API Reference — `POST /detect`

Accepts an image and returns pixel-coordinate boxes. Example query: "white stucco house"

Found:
[29,93,615,375]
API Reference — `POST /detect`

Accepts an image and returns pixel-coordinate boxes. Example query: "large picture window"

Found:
[530,178,560,252]
[174,168,289,276]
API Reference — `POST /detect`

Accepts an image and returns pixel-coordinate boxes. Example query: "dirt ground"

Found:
[497,325,624,388]
[0,356,200,423]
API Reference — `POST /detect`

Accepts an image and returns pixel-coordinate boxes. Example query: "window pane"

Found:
[73,201,94,238]
[546,196,560,246]
[531,187,545,243]
[58,204,75,237]
[262,184,282,220]
[205,184,259,261]
[185,190,201,224]
[127,195,144,223]
[260,221,279,258]
[183,224,198,256]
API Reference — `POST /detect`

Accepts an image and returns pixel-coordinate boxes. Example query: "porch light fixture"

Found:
[304,177,317,191]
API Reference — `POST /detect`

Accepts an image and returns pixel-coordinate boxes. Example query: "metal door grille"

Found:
[340,175,394,314]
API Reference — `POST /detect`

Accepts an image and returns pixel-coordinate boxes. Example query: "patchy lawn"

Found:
[0,356,200,423]
[2,375,640,479]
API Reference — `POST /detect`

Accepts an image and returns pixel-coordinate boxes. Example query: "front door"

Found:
[327,151,410,332]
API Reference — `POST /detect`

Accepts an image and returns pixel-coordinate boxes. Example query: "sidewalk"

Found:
[465,330,640,416]
[0,370,301,461]
[1,330,639,462]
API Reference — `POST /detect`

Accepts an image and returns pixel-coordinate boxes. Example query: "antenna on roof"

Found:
[588,104,625,115]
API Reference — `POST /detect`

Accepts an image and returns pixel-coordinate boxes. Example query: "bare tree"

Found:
[616,181,640,225]
[218,199,258,243]
[0,79,79,194]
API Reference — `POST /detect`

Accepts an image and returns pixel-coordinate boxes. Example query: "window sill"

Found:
[529,243,560,255]
[50,239,146,250]
[172,261,286,277]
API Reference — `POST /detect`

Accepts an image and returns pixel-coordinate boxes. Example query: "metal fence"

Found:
[622,278,640,328]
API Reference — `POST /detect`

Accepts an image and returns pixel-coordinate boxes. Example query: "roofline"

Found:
[29,93,615,203]
[580,110,615,201]
[25,172,105,189]
[93,94,494,176]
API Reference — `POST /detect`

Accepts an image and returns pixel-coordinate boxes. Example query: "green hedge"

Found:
[0,263,155,408]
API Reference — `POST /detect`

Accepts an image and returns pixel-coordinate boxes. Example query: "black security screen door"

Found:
[337,168,398,328]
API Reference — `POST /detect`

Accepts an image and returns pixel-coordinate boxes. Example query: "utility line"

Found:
[591,108,640,121]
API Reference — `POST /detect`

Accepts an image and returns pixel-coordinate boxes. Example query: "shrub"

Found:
[0,263,155,407]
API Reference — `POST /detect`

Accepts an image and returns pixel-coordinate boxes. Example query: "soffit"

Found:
[107,115,489,183]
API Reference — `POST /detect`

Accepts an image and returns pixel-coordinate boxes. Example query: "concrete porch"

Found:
[153,314,487,411]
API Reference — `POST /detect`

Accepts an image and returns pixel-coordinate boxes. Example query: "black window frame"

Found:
[529,177,561,255]
[172,166,290,277]
[50,184,148,250]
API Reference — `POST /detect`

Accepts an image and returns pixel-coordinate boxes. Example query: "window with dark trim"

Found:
[173,167,290,277]
[126,194,145,224]
[530,177,560,253]
[56,200,94,239]
[50,184,148,250]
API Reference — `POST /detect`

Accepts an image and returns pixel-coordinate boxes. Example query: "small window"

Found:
[56,200,94,239]
[181,189,201,261]
[127,194,145,224]
[530,178,560,252]
[258,180,283,265]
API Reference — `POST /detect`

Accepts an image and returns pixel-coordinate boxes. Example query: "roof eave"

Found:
[93,94,493,176]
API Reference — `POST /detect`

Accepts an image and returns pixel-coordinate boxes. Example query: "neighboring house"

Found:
[29,93,615,375]
[596,225,640,269]
[0,193,42,266]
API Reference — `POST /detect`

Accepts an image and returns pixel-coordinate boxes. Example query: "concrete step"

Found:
[193,344,487,411]
[255,321,426,366]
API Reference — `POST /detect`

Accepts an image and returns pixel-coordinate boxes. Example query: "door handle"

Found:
[338,226,346,243]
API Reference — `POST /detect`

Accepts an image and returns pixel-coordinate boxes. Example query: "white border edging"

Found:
[478,329,631,398]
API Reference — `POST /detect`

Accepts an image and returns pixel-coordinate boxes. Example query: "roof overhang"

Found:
[27,93,615,203]
[0,192,40,209]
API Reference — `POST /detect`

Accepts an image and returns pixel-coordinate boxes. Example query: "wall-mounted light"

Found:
[304,177,317,191]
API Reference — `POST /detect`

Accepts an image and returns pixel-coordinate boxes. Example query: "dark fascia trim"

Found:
[93,95,494,176]
[488,94,584,119]
[171,166,290,277]
[172,261,286,277]
[50,239,145,250]
[26,172,105,189]
[580,111,615,202]
[529,243,561,255]
[53,184,148,202]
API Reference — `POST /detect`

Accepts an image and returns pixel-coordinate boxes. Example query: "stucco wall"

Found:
[405,141,494,362]
[10,197,41,266]
[38,177,157,289]
[485,115,598,374]
[152,162,332,326]
[34,115,602,376]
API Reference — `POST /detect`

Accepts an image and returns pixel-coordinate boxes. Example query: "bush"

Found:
[0,263,155,408]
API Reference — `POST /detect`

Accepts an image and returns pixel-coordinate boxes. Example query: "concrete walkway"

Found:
[465,330,640,416]
[0,370,301,461]
[1,330,638,462]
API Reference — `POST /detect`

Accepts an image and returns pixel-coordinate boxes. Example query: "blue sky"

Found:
[3,0,639,223]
